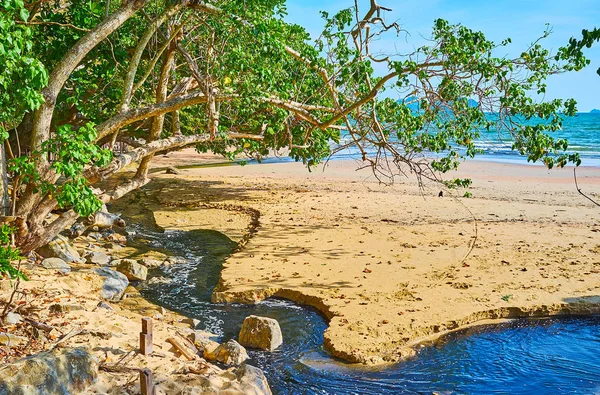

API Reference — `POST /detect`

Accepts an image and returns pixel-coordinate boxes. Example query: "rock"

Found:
[49,304,85,314]
[238,315,283,351]
[67,222,87,239]
[116,260,147,281]
[103,242,121,250]
[40,258,71,274]
[179,317,200,328]
[166,166,180,175]
[189,331,213,348]
[204,340,249,366]
[147,276,171,285]
[233,364,272,395]
[105,233,127,244]
[94,267,129,301]
[4,313,22,325]
[107,258,134,267]
[69,210,126,238]
[87,232,102,241]
[84,251,111,265]
[138,258,163,269]
[94,301,114,311]
[90,211,126,229]
[36,235,82,263]
[0,332,28,346]
[162,256,186,266]
[0,347,98,394]
[202,340,220,358]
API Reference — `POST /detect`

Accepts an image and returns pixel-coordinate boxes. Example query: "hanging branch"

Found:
[574,168,600,207]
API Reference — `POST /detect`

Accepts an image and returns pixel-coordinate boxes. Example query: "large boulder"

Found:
[0,347,98,394]
[204,340,249,366]
[238,316,283,351]
[94,267,129,301]
[36,235,82,263]
[143,363,272,395]
[116,260,147,281]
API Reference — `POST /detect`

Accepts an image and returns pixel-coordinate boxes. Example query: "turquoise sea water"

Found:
[468,113,600,166]
[332,112,600,167]
[256,113,600,167]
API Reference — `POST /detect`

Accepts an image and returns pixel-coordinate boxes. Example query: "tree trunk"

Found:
[0,143,10,216]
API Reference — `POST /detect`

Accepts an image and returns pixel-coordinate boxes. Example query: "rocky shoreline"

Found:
[0,197,275,394]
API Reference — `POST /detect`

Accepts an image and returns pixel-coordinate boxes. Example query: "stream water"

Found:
[128,222,600,394]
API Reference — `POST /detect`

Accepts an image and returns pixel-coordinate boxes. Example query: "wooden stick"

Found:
[167,337,196,360]
[142,317,152,334]
[140,318,153,355]
[99,364,140,374]
[140,368,154,395]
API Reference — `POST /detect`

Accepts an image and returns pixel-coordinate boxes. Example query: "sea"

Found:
[257,112,600,168]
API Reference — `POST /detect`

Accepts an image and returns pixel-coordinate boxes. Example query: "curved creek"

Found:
[126,218,600,394]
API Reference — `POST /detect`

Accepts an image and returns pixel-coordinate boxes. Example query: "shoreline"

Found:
[120,184,600,367]
[146,150,600,365]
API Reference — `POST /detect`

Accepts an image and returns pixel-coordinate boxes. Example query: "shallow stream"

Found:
[128,222,600,394]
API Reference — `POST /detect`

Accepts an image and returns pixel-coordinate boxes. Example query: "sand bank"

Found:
[149,151,600,364]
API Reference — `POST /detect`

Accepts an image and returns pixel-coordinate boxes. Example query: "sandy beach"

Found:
[148,150,600,365]
[1,149,598,393]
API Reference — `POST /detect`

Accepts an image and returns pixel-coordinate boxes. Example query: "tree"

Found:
[559,27,600,75]
[0,0,587,262]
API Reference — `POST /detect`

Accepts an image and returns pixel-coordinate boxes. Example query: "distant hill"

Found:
[590,109,600,114]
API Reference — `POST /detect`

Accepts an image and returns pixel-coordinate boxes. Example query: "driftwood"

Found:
[49,327,84,351]
[167,337,196,360]
[175,330,201,355]
[99,350,138,374]
[23,317,55,332]
[100,364,142,374]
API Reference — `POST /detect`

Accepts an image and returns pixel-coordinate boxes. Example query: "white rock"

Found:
[4,312,22,325]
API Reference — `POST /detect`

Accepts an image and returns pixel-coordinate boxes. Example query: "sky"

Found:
[284,0,600,112]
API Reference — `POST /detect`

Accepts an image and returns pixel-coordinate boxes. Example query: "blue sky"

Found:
[285,0,600,112]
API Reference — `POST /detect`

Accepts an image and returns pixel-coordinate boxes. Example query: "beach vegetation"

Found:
[0,0,593,259]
